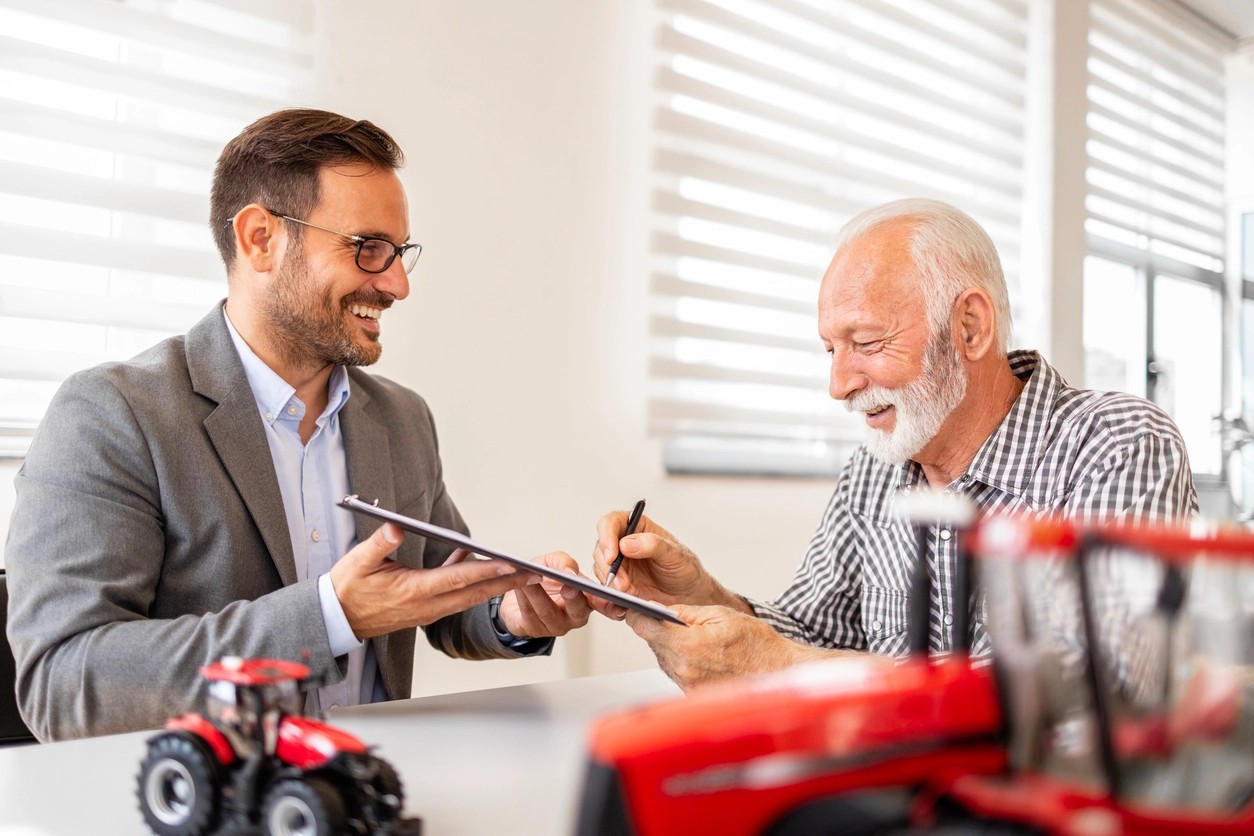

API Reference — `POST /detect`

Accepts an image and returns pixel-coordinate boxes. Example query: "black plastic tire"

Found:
[372,755,404,808]
[136,732,222,836]
[263,776,348,836]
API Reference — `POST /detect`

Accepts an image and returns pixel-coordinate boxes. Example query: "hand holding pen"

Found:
[604,499,646,588]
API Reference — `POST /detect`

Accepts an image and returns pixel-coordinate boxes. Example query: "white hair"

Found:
[833,198,1012,353]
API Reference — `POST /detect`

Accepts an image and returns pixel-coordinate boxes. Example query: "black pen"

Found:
[604,499,645,587]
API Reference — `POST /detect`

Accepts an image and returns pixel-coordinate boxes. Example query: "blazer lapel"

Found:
[340,377,403,698]
[187,305,297,586]
[340,378,395,540]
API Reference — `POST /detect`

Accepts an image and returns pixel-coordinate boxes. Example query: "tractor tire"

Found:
[136,732,222,836]
[263,776,348,836]
[373,756,404,806]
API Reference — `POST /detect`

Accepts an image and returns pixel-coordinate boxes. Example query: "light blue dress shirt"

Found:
[224,310,386,709]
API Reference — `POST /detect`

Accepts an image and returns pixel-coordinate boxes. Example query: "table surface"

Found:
[0,669,679,835]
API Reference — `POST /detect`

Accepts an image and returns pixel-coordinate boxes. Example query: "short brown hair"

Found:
[209,108,404,269]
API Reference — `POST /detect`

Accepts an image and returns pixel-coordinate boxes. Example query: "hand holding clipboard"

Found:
[339,495,685,625]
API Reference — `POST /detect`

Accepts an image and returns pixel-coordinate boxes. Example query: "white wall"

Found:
[310,1,834,696]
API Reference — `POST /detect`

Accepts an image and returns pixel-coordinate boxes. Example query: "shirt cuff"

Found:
[318,572,365,658]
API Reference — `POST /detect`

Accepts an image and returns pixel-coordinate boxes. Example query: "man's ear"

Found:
[953,287,997,361]
[229,204,283,274]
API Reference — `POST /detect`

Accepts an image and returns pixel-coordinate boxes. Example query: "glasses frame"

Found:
[267,211,422,274]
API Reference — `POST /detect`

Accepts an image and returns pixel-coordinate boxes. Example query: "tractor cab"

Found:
[966,516,1254,830]
[201,657,305,759]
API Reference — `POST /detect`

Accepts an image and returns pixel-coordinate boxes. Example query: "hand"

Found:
[330,523,532,640]
[625,604,823,691]
[498,552,594,638]
[592,512,739,619]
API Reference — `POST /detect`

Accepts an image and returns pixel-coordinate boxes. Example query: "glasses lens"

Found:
[401,243,422,273]
[356,238,394,273]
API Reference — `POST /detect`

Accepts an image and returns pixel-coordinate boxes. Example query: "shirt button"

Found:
[311,530,321,542]
[871,619,883,633]
[943,613,954,626]
[287,404,299,416]
[264,412,274,422]
[939,529,952,541]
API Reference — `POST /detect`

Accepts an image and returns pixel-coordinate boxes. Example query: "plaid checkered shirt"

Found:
[750,350,1198,658]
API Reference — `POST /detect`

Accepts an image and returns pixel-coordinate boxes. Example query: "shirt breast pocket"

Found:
[861,586,909,656]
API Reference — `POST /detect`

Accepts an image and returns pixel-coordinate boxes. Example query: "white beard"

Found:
[846,335,968,465]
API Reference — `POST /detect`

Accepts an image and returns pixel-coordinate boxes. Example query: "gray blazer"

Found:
[5,305,518,741]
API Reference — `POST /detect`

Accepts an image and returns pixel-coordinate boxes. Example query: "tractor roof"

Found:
[199,657,309,686]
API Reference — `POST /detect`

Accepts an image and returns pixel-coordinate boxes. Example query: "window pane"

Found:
[1153,276,1222,475]
[1083,256,1146,397]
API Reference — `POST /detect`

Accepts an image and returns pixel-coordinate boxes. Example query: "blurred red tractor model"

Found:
[136,657,419,836]
[577,511,1254,835]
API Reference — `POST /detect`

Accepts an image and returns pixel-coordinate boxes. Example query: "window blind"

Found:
[647,0,1029,476]
[1085,0,1229,275]
[0,0,312,458]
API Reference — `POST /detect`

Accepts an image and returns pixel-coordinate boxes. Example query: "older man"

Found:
[593,198,1197,690]
[6,109,591,741]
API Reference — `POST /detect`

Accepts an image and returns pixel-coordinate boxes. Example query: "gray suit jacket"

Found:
[5,305,522,741]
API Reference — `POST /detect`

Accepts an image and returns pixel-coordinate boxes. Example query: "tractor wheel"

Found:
[373,755,404,807]
[263,776,348,836]
[136,732,221,836]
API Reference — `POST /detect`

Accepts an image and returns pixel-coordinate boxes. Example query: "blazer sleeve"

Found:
[4,370,334,741]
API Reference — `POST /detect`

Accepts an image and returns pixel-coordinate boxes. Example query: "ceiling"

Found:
[1183,0,1254,41]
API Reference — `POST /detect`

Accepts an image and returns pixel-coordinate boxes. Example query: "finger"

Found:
[422,569,533,621]
[587,597,628,621]
[618,530,687,568]
[423,559,521,596]
[442,547,473,566]
[560,585,592,622]
[595,511,646,574]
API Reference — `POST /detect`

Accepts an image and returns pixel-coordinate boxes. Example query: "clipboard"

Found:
[339,495,685,626]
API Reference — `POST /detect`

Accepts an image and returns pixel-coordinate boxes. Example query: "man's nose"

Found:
[374,257,410,301]
[828,353,866,402]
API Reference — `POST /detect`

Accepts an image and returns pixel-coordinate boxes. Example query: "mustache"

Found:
[342,291,393,311]
[845,386,899,414]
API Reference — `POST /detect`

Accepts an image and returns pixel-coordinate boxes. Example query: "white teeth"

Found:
[349,304,381,320]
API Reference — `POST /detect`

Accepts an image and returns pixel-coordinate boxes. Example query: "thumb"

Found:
[355,522,403,568]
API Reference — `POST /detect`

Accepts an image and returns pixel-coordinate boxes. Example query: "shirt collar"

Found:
[963,349,1061,501]
[889,350,1060,502]
[222,308,351,427]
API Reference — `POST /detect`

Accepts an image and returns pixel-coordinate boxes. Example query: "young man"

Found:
[6,109,591,741]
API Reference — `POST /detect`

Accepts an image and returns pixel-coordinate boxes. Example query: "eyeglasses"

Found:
[269,211,422,273]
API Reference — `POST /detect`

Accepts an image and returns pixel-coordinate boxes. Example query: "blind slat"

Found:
[650,356,824,390]
[3,0,311,72]
[658,25,1026,159]
[650,272,815,316]
[661,0,1025,114]
[654,105,1024,220]
[0,284,216,333]
[0,100,221,169]
[0,35,287,118]
[0,160,207,224]
[651,313,818,354]
[0,222,223,280]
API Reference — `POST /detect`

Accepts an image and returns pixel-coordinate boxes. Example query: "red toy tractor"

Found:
[136,657,419,836]
[576,513,1254,835]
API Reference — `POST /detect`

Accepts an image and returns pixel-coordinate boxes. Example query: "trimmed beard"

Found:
[846,330,968,465]
[263,243,388,370]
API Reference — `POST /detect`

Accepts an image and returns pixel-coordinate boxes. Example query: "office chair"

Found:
[0,570,36,745]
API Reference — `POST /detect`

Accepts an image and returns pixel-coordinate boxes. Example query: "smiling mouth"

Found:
[349,303,382,321]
